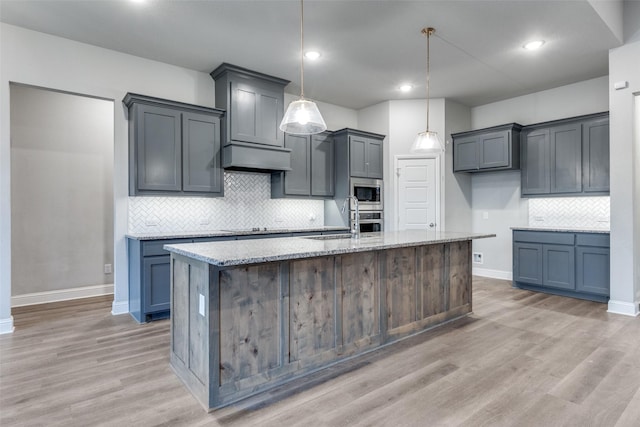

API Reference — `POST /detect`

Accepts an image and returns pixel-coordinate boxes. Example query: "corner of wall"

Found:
[0,316,14,334]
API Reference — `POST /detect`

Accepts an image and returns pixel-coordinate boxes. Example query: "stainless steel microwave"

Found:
[350,178,383,211]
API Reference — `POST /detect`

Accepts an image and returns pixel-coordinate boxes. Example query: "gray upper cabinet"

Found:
[133,104,182,192]
[343,131,384,179]
[452,123,521,173]
[271,132,335,199]
[521,128,550,194]
[521,112,609,197]
[582,116,610,193]
[124,93,225,197]
[550,123,582,194]
[310,133,335,197]
[182,112,223,194]
[211,63,292,171]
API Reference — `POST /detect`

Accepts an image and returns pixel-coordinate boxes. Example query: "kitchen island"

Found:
[164,230,494,411]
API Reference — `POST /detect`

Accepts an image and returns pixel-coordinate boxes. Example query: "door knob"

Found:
[429,223,436,228]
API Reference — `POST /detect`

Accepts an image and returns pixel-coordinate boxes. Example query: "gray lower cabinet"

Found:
[271,132,335,198]
[124,93,225,197]
[452,123,522,173]
[521,112,609,197]
[512,230,609,302]
[128,230,348,322]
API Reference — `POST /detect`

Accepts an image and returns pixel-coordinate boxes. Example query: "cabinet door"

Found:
[583,117,610,193]
[366,138,383,178]
[479,130,510,169]
[230,80,283,147]
[513,242,543,285]
[182,112,222,194]
[311,134,335,197]
[453,135,479,172]
[135,104,182,192]
[521,129,550,195]
[576,246,610,296]
[284,134,311,196]
[349,136,368,178]
[550,123,582,194]
[542,244,575,290]
[143,255,171,314]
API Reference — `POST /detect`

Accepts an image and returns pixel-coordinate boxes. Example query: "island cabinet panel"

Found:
[219,264,281,385]
[448,241,472,309]
[289,257,337,363]
[383,248,417,332]
[169,239,476,411]
[419,245,446,318]
[340,252,379,346]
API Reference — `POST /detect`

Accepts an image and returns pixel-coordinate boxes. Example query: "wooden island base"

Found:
[170,241,471,411]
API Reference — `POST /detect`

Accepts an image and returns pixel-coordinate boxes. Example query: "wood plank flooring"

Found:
[2,277,640,426]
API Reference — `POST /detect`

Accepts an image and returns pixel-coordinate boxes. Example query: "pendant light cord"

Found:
[300,0,305,99]
[423,27,434,133]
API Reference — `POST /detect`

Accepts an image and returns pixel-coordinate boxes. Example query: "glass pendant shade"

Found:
[411,130,443,153]
[280,98,327,135]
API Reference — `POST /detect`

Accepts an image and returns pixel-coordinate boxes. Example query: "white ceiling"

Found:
[0,0,623,110]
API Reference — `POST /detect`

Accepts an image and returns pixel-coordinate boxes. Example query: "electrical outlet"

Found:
[473,252,483,264]
[199,294,205,317]
[104,264,112,274]
[145,218,159,227]
[274,216,284,223]
[482,211,489,220]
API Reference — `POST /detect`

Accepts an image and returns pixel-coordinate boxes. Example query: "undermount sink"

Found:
[305,234,375,241]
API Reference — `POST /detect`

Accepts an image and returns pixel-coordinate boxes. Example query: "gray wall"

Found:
[10,85,114,296]
[443,100,472,233]
[469,76,610,278]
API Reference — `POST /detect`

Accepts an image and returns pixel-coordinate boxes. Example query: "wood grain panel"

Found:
[171,257,190,364]
[448,241,471,309]
[420,244,445,319]
[289,257,336,362]
[219,263,280,385]
[341,252,379,345]
[384,247,416,330]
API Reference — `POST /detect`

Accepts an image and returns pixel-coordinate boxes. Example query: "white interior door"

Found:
[396,157,440,231]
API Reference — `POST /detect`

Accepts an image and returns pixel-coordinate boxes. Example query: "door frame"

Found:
[393,153,444,232]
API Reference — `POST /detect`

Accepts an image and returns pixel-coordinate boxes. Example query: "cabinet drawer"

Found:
[513,231,574,245]
[576,233,609,247]
[142,239,192,257]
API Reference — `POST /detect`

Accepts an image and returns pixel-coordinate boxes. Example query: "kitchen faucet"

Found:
[341,196,360,239]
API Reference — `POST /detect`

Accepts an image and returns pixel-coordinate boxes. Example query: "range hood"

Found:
[222,142,292,172]
[211,63,292,173]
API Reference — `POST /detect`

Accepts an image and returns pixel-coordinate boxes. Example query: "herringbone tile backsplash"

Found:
[528,197,610,229]
[129,171,325,233]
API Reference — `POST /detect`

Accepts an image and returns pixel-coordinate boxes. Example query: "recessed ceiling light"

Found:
[304,51,321,60]
[523,40,545,50]
[399,84,413,93]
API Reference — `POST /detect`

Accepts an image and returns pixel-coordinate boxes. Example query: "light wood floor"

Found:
[2,277,640,426]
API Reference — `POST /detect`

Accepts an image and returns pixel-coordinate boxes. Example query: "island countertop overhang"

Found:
[164,230,495,267]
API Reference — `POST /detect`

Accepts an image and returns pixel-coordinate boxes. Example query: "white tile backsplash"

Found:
[128,171,325,233]
[528,197,610,229]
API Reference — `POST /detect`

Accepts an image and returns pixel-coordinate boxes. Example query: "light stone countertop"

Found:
[126,226,349,240]
[164,230,496,267]
[511,226,610,234]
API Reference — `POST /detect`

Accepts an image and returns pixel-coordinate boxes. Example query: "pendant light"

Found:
[410,27,444,153]
[280,0,327,135]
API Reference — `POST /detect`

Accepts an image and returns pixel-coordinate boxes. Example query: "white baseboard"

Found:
[111,300,129,316]
[607,300,640,317]
[0,316,15,334]
[472,267,513,281]
[11,284,114,307]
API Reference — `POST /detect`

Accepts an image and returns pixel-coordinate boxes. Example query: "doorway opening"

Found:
[10,84,115,308]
